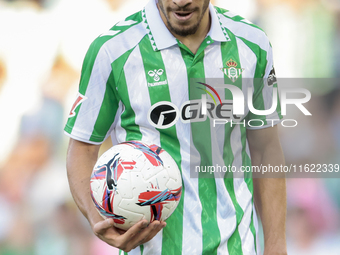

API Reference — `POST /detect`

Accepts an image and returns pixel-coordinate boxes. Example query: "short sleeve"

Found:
[245,42,282,129]
[64,38,120,144]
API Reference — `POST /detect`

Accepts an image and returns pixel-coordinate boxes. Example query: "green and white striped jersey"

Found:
[65,0,282,254]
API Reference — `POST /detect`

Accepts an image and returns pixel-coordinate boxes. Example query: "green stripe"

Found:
[274,82,282,119]
[218,8,265,31]
[65,36,114,133]
[237,37,276,127]
[113,49,143,141]
[182,41,221,254]
[243,131,257,252]
[107,11,143,38]
[89,71,119,142]
[138,37,184,255]
[78,37,115,95]
[238,37,267,78]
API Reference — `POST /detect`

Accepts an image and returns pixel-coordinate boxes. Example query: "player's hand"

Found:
[93,218,166,252]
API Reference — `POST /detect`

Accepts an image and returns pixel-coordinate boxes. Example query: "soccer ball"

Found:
[90,141,182,230]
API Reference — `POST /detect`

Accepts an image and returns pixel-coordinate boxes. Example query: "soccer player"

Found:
[65,0,287,254]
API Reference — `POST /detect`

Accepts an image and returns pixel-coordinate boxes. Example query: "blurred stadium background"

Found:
[0,0,339,254]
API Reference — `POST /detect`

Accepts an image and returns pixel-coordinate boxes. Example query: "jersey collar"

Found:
[143,0,230,51]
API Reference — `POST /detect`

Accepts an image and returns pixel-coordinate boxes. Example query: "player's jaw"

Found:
[158,0,210,37]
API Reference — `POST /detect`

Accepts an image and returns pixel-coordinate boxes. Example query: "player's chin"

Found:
[170,24,199,37]
[168,16,200,35]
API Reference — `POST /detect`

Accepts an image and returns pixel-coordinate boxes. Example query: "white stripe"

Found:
[129,246,141,255]
[160,46,203,255]
[204,43,236,255]
[245,139,251,165]
[72,22,146,142]
[112,101,126,144]
[236,37,256,120]
[123,45,161,146]
[142,229,163,255]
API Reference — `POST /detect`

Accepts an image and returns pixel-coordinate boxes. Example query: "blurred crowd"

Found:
[0,0,339,254]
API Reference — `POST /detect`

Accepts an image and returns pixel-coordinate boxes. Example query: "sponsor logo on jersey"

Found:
[68,93,87,118]
[147,99,242,129]
[220,59,244,83]
[147,101,179,129]
[147,69,168,87]
[147,82,312,129]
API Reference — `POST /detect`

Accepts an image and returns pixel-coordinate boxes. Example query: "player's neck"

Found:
[176,11,210,54]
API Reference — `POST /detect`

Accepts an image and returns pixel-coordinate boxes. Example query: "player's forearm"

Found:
[66,139,103,227]
[252,137,287,254]
[253,178,287,254]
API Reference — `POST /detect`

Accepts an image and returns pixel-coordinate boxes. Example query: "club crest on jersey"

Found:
[147,69,168,87]
[220,59,244,83]
[68,93,87,118]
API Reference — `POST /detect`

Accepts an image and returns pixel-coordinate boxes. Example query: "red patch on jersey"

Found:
[69,93,87,118]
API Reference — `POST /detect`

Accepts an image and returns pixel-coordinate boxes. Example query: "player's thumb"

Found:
[93,218,114,235]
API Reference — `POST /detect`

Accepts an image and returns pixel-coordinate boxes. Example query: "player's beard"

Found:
[158,0,210,37]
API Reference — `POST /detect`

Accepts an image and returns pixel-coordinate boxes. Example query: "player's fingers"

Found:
[116,228,126,235]
[94,219,149,251]
[123,219,149,238]
[93,218,115,236]
[112,220,149,252]
[105,221,165,252]
[127,221,166,251]
[142,221,166,243]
